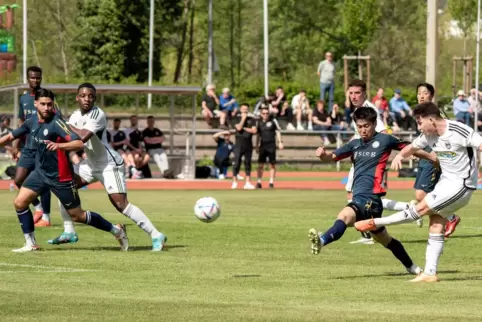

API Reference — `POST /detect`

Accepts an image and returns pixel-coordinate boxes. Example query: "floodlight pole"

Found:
[22,0,27,83]
[147,0,155,109]
[207,0,213,84]
[475,0,481,132]
[263,0,269,97]
[426,0,438,99]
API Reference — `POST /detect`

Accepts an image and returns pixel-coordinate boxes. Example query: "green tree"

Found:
[448,0,477,38]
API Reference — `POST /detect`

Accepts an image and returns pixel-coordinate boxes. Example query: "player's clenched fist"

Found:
[315,147,326,159]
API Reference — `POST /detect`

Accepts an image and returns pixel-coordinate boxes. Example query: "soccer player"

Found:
[255,107,284,189]
[48,83,166,251]
[12,66,52,226]
[0,88,128,252]
[308,107,433,274]
[355,102,481,282]
[345,80,387,245]
[381,83,461,236]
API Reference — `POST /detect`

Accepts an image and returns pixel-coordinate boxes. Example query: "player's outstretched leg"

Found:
[35,191,52,227]
[14,166,43,223]
[355,203,423,232]
[309,207,352,255]
[12,187,41,252]
[444,214,461,238]
[382,198,408,211]
[48,201,78,245]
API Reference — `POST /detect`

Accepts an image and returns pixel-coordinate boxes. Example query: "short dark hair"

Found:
[130,114,137,119]
[241,103,250,108]
[416,82,435,97]
[77,82,96,94]
[353,107,377,124]
[348,79,367,92]
[413,102,442,118]
[147,115,155,120]
[299,89,306,94]
[113,118,121,122]
[35,88,55,101]
[276,86,283,90]
[316,99,325,106]
[27,66,42,75]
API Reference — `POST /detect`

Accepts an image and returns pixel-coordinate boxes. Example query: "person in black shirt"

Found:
[231,103,257,189]
[127,121,150,179]
[143,116,169,177]
[312,100,332,145]
[201,84,221,128]
[110,118,134,176]
[213,130,235,179]
[255,108,284,189]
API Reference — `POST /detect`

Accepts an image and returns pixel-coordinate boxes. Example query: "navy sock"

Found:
[84,211,115,233]
[386,238,413,269]
[17,208,34,234]
[320,219,347,246]
[40,191,51,214]
[31,198,40,207]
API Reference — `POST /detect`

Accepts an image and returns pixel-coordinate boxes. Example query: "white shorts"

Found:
[76,159,127,194]
[293,107,311,115]
[424,179,473,217]
[345,165,354,192]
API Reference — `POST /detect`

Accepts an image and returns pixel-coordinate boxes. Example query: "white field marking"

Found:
[0,262,98,272]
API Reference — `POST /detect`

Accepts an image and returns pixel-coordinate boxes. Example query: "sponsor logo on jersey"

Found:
[435,151,456,159]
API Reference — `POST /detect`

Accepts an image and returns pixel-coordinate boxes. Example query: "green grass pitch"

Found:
[1,190,482,321]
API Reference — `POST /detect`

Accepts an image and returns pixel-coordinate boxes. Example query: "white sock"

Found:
[257,178,262,183]
[122,203,160,238]
[374,205,421,226]
[347,199,352,203]
[382,199,408,211]
[424,233,444,275]
[34,203,42,212]
[447,214,456,221]
[269,177,274,184]
[308,120,312,127]
[58,201,76,234]
[42,213,50,221]
[24,232,36,246]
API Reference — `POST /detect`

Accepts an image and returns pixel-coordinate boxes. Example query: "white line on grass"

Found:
[0,262,98,272]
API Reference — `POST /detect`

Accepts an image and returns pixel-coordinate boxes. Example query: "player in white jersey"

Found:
[356,102,482,282]
[344,80,387,245]
[48,83,167,251]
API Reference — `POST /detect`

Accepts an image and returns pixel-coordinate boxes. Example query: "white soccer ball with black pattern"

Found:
[194,197,221,223]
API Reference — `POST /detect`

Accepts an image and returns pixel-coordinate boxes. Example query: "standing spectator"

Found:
[292,89,313,131]
[372,88,389,112]
[231,103,257,189]
[317,52,335,111]
[389,89,413,130]
[255,108,284,189]
[201,84,220,128]
[453,90,472,126]
[218,88,238,128]
[143,116,169,177]
[213,130,235,180]
[110,118,134,177]
[312,100,332,146]
[127,121,150,179]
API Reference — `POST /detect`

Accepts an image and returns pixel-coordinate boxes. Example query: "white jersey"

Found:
[69,106,124,169]
[412,120,482,189]
[352,100,386,138]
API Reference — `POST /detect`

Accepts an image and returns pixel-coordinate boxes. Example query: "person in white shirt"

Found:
[356,102,482,283]
[291,89,313,131]
[48,83,167,252]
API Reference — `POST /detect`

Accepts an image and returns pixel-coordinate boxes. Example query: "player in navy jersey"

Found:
[0,89,128,252]
[308,107,435,274]
[12,66,53,226]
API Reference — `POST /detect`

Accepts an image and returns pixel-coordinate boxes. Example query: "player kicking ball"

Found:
[0,88,128,252]
[355,102,481,282]
[48,83,167,251]
[308,107,435,275]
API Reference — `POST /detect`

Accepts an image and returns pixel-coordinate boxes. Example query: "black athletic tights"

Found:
[232,144,253,177]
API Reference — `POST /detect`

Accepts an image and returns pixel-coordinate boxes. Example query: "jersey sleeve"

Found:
[412,134,429,149]
[84,112,106,134]
[54,118,80,141]
[11,119,30,138]
[465,130,482,149]
[18,98,24,120]
[387,135,410,151]
[333,140,356,161]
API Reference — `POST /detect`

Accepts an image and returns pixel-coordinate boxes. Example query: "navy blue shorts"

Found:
[17,149,36,171]
[23,170,80,210]
[347,195,383,222]
[414,165,440,193]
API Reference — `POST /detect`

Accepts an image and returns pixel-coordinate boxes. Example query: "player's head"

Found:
[348,79,367,108]
[416,82,435,104]
[353,107,377,140]
[76,83,96,113]
[113,118,121,130]
[240,103,249,113]
[34,88,55,120]
[27,66,42,91]
[413,102,442,134]
[147,115,155,128]
[260,107,270,121]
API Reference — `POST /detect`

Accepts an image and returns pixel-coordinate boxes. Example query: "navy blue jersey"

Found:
[333,132,408,197]
[215,138,234,162]
[12,115,80,182]
[18,92,36,121]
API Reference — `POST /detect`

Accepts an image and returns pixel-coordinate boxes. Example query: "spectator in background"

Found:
[468,88,482,113]
[213,130,234,180]
[0,115,13,156]
[279,101,295,130]
[201,84,220,128]
[270,86,286,116]
[110,118,134,177]
[453,90,472,126]
[218,88,238,128]
[312,100,332,146]
[143,116,169,177]
[123,115,137,138]
[382,107,400,134]
[317,52,335,111]
[389,89,413,130]
[372,88,389,112]
[344,89,353,127]
[292,89,313,131]
[127,119,150,179]
[329,103,348,131]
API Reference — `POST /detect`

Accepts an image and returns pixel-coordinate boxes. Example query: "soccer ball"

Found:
[194,197,221,223]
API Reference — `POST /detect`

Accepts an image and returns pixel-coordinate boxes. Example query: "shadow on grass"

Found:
[333,270,459,280]
[232,274,261,278]
[46,245,187,252]
[402,234,482,244]
[442,275,482,282]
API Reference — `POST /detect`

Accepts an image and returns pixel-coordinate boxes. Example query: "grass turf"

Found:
[1,190,482,321]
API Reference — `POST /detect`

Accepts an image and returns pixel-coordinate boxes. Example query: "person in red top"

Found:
[372,88,389,112]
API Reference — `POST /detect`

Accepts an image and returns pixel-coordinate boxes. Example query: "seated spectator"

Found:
[278,101,295,130]
[0,115,13,156]
[270,86,286,115]
[292,89,313,130]
[201,84,221,128]
[218,88,238,128]
[143,116,169,178]
[127,122,150,179]
[382,107,400,134]
[389,89,413,130]
[212,130,234,180]
[453,90,472,126]
[372,88,389,112]
[329,104,348,131]
[312,100,332,146]
[343,89,353,127]
[110,118,135,177]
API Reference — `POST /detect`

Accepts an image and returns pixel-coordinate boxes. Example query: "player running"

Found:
[255,107,284,189]
[355,102,481,282]
[48,83,167,251]
[308,108,434,274]
[0,88,128,252]
[381,83,461,236]
[12,66,52,227]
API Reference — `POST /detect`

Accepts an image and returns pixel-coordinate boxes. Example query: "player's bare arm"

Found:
[391,144,434,170]
[0,132,15,146]
[45,139,84,152]
[68,125,94,143]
